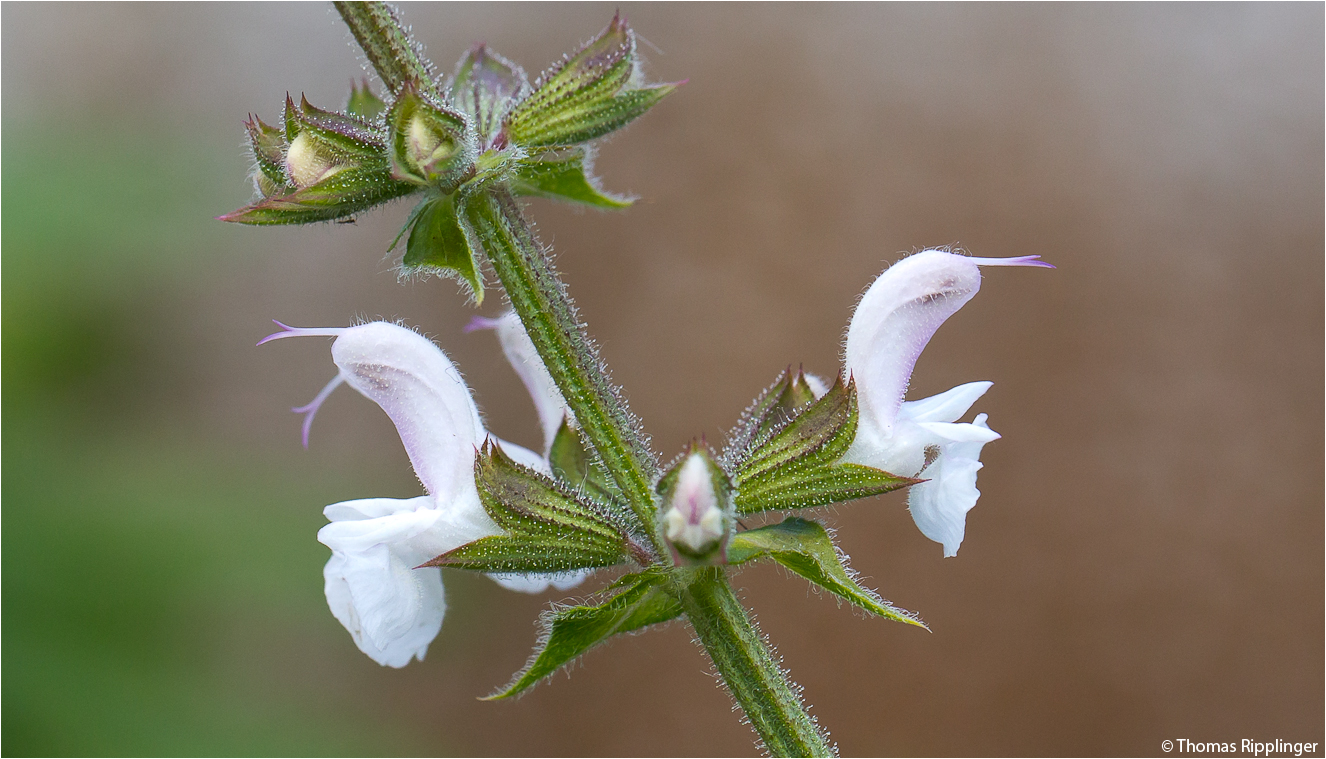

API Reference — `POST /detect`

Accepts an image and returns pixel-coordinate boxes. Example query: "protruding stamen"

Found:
[968,255,1056,269]
[292,374,346,448]
[257,320,348,346]
[462,315,502,333]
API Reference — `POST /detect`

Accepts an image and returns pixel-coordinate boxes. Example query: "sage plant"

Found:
[226,4,1051,755]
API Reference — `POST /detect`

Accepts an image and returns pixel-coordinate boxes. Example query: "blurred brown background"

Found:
[3,3,1322,756]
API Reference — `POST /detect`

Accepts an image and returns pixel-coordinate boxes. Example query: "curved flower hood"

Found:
[840,249,1050,557]
[263,320,582,666]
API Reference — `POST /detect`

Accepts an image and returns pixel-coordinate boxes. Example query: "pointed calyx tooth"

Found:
[660,446,732,559]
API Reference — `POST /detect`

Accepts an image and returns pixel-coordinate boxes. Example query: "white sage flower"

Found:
[261,319,581,667]
[840,249,1051,557]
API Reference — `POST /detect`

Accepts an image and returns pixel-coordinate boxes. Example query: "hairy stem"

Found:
[466,187,661,546]
[676,568,835,758]
[333,1,438,97]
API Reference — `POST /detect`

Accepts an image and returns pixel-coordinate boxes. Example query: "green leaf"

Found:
[403,194,484,304]
[511,149,632,208]
[451,44,529,141]
[387,85,473,191]
[487,569,682,699]
[728,518,926,628]
[346,79,386,121]
[734,461,916,514]
[423,440,632,573]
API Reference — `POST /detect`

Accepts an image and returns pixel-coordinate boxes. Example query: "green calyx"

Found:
[387,85,472,191]
[451,44,529,143]
[725,370,919,515]
[220,93,414,225]
[504,13,681,148]
[422,440,641,574]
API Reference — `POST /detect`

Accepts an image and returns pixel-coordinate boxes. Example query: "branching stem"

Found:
[335,5,836,755]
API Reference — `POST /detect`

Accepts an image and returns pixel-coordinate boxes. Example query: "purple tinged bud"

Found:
[659,444,733,563]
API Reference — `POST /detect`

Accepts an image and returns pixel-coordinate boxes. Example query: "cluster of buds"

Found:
[222,14,679,305]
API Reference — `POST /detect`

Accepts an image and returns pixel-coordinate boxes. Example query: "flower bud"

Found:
[285,131,348,188]
[659,446,733,563]
[388,86,473,191]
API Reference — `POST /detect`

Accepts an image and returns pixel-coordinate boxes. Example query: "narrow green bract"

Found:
[487,569,682,699]
[346,79,387,120]
[729,518,926,628]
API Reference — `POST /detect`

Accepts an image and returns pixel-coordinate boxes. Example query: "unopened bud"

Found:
[388,87,471,191]
[406,114,456,171]
[285,132,347,188]
[660,448,732,562]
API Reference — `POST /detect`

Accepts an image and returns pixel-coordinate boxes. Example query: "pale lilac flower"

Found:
[261,320,582,666]
[839,249,1051,557]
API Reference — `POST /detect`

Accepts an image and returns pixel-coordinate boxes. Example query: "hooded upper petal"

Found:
[836,250,1033,557]
[843,250,982,446]
[332,322,485,503]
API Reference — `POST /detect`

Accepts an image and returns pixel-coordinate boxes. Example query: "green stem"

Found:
[675,568,835,758]
[333,2,438,97]
[466,187,661,545]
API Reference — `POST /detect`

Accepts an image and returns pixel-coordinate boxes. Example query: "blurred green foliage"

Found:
[1,123,438,755]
